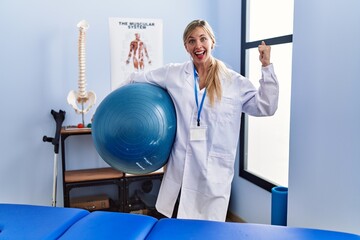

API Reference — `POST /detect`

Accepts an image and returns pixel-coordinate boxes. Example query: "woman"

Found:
[128,19,279,221]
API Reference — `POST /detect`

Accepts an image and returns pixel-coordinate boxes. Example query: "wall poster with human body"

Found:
[109,17,163,90]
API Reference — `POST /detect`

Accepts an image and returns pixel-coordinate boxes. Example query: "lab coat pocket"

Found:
[207,152,234,184]
[218,97,236,124]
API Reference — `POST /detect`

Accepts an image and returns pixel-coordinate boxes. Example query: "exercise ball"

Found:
[92,83,177,174]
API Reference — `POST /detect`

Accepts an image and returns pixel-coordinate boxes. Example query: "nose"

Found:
[194,40,202,49]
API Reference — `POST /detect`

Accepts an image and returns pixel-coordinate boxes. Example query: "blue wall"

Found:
[288,0,360,234]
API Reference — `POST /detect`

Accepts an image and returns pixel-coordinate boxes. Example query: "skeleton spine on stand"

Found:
[67,20,96,126]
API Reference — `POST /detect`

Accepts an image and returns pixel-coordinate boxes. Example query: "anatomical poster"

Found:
[109,17,163,90]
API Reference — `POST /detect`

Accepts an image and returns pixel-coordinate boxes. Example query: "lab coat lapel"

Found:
[184,61,194,88]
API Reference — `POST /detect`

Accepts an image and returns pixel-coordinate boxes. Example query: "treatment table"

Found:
[1,203,359,240]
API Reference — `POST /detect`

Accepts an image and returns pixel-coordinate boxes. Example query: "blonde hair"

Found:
[183,20,229,105]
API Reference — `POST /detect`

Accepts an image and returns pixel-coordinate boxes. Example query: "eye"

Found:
[188,39,195,45]
[200,37,207,42]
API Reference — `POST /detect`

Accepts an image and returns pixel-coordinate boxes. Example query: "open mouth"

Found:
[194,50,205,59]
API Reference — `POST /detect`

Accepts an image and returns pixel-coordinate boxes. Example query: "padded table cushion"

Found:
[145,218,360,240]
[0,203,89,240]
[59,211,158,240]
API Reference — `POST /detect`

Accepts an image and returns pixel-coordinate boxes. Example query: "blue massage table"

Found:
[1,203,359,240]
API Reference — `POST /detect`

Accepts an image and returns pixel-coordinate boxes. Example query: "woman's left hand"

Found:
[258,41,271,67]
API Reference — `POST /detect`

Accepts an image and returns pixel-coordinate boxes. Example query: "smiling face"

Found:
[184,26,214,67]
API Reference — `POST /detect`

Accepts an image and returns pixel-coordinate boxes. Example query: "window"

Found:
[239,0,294,191]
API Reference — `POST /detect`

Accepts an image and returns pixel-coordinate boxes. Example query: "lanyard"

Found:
[194,66,207,126]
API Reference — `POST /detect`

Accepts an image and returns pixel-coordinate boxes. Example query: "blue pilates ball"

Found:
[92,83,176,174]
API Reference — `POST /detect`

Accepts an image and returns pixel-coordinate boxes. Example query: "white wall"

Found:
[0,0,213,206]
[288,0,360,235]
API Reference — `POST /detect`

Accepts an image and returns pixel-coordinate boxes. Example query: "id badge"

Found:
[190,125,207,141]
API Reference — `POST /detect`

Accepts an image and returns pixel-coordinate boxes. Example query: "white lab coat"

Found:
[130,61,279,221]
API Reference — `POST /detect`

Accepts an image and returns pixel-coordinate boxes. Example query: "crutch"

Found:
[43,109,66,207]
